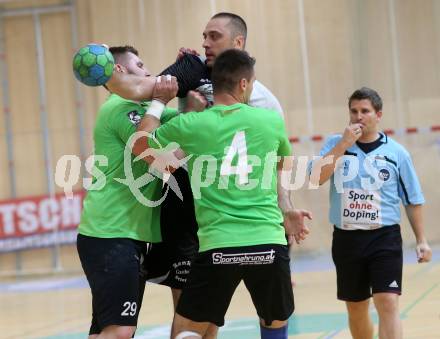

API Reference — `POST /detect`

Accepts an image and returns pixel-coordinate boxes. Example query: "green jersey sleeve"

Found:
[110,103,177,147]
[161,108,178,124]
[277,118,292,156]
[141,101,178,124]
[110,104,146,145]
[149,113,187,150]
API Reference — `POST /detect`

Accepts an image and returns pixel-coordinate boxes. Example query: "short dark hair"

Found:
[109,45,138,64]
[211,12,247,42]
[349,87,383,112]
[211,49,255,94]
[102,46,139,90]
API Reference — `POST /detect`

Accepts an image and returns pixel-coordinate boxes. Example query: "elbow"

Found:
[132,135,148,156]
[308,173,327,187]
[131,135,154,164]
[318,178,327,186]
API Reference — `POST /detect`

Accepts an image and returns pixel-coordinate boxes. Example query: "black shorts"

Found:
[143,168,199,289]
[77,234,147,334]
[176,244,294,327]
[332,225,403,302]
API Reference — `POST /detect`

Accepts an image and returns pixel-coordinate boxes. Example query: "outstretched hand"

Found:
[284,209,312,245]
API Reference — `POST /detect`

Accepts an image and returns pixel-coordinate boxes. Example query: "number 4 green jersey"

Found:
[149,103,292,251]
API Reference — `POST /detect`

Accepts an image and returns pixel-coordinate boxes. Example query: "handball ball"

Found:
[72,44,114,86]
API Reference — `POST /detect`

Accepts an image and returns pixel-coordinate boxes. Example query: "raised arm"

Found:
[131,76,178,164]
[132,78,205,172]
[106,71,157,102]
[310,123,363,186]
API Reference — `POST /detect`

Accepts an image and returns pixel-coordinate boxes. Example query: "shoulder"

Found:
[383,134,409,155]
[252,80,273,96]
[324,134,343,145]
[97,94,143,126]
[250,80,283,116]
[100,94,141,115]
[252,105,283,121]
[169,109,208,125]
[382,134,411,161]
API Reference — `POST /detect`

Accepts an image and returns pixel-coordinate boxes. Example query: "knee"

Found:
[175,331,202,339]
[260,319,288,328]
[346,300,370,320]
[374,293,399,315]
[260,321,289,339]
[203,324,219,339]
[101,325,136,339]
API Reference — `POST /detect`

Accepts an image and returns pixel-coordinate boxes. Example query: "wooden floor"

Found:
[1,247,439,339]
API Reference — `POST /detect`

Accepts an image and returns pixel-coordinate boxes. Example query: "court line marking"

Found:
[401,282,439,317]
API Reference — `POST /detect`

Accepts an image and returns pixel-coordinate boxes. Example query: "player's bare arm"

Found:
[404,204,432,263]
[106,70,157,102]
[277,158,312,244]
[310,123,363,186]
[132,75,178,165]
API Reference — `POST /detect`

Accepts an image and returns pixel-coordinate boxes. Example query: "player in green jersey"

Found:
[76,45,178,339]
[132,49,311,339]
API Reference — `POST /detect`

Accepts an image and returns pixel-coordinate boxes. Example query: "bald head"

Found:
[211,12,247,45]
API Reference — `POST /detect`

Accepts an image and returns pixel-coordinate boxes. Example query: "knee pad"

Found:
[260,324,288,339]
[175,331,202,339]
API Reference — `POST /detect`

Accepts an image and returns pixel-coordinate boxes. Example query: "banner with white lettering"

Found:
[0,192,84,252]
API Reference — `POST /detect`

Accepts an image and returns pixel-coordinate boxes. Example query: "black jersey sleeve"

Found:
[159,54,207,98]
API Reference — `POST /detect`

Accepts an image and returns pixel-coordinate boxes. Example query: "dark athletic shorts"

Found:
[77,234,147,334]
[176,244,294,327]
[332,224,403,302]
[143,167,199,289]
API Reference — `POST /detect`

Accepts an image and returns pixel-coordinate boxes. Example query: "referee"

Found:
[311,87,432,339]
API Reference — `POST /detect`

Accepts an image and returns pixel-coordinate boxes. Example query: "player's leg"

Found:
[171,288,218,339]
[159,169,220,337]
[202,325,219,339]
[171,248,241,338]
[77,235,146,338]
[97,325,136,338]
[345,300,374,339]
[172,313,209,338]
[171,288,182,309]
[242,244,294,339]
[332,227,373,339]
[369,225,403,339]
[372,293,401,339]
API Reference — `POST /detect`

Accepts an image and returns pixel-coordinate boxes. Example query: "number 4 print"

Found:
[220,131,252,184]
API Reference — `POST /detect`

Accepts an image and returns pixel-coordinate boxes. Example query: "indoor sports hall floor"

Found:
[1,246,439,339]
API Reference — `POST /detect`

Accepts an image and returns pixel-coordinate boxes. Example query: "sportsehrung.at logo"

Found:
[212,250,275,265]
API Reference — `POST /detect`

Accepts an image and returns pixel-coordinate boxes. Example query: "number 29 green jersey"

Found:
[79,94,177,242]
[149,103,291,252]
